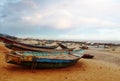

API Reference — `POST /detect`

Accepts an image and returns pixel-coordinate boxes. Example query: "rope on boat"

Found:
[31,56,37,72]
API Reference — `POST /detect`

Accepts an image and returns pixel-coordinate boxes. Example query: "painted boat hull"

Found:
[5,53,80,68]
[20,59,79,68]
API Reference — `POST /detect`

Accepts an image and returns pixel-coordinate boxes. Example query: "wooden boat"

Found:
[5,50,84,68]
[0,36,57,49]
[5,43,71,52]
[82,54,94,59]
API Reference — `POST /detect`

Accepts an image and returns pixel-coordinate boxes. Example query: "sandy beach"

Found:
[0,43,120,81]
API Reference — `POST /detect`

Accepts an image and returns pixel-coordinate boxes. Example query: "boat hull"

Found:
[0,37,57,49]
[21,59,79,68]
[5,53,80,68]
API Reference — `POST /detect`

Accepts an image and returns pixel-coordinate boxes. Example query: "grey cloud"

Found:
[0,0,120,40]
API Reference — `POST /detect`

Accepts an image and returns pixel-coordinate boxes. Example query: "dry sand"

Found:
[0,43,120,81]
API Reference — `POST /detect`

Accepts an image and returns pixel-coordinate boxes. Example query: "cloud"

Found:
[40,8,73,29]
[1,0,120,29]
[58,29,120,40]
[0,0,120,40]
[21,13,42,25]
[57,27,120,40]
[74,17,120,28]
[19,0,120,29]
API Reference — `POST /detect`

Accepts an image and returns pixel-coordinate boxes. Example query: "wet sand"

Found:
[0,43,120,81]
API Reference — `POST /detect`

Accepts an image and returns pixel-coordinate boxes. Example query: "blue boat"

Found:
[5,50,84,68]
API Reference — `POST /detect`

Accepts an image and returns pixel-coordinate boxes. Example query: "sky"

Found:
[0,0,120,40]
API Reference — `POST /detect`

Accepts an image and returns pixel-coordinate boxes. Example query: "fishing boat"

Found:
[5,49,84,68]
[82,54,94,59]
[0,36,57,49]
